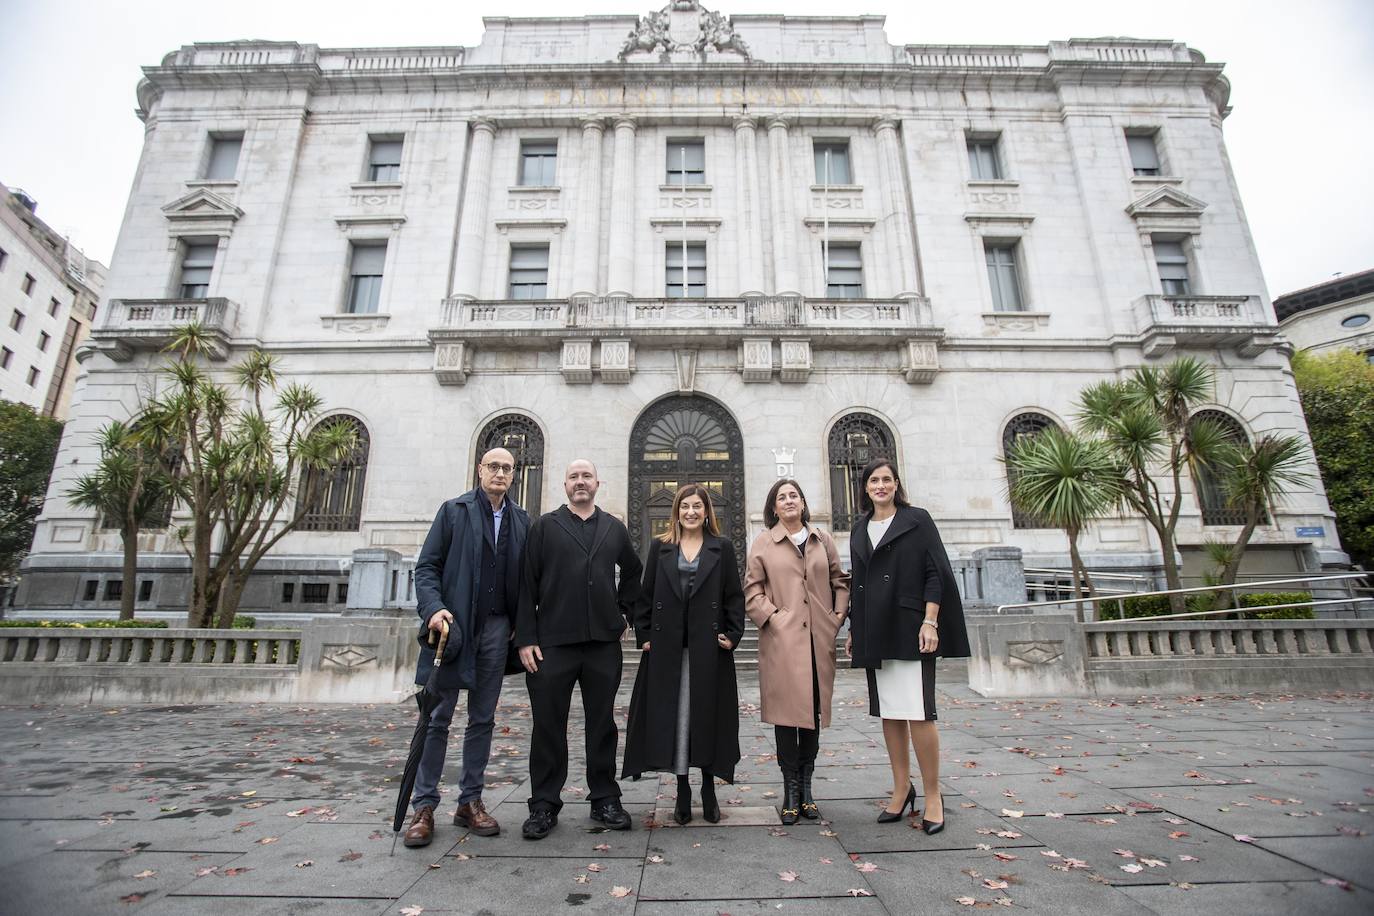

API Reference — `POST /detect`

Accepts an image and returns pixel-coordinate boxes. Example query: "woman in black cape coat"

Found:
[846,459,970,832]
[622,484,745,824]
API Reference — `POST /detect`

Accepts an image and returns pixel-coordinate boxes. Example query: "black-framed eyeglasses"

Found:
[483,462,514,475]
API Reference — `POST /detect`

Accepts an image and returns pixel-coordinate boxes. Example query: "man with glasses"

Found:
[515,459,643,839]
[404,447,530,847]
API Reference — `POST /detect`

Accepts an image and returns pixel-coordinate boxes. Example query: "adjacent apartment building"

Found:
[17,4,1346,616]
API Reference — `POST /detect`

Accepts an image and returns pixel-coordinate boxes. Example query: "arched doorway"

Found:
[628,396,746,575]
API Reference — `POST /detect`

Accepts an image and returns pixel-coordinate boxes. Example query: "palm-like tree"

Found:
[1208,433,1311,610]
[1004,426,1123,620]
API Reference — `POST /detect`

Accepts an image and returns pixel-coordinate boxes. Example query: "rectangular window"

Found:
[337,583,349,604]
[967,136,1003,180]
[985,242,1025,311]
[301,583,330,603]
[38,331,50,352]
[1153,238,1191,295]
[138,579,153,601]
[665,242,706,297]
[508,245,550,299]
[83,580,98,601]
[666,139,705,185]
[824,243,864,298]
[179,242,216,298]
[104,580,123,601]
[21,273,35,295]
[8,310,23,331]
[0,247,7,270]
[205,133,243,180]
[26,366,39,386]
[281,582,295,604]
[367,136,403,182]
[0,347,11,370]
[813,140,851,184]
[519,140,557,186]
[345,242,387,314]
[1127,132,1161,176]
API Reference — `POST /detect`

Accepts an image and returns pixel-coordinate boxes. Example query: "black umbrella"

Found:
[390,619,450,855]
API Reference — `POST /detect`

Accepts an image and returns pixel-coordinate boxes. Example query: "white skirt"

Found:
[865,657,937,721]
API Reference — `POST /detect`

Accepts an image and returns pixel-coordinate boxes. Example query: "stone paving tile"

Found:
[639,825,860,899]
[396,854,645,914]
[1117,879,1371,915]
[434,799,654,858]
[141,896,390,915]
[1251,835,1374,891]
[1011,811,1322,886]
[1119,782,1374,838]
[1047,752,1242,788]
[0,849,245,914]
[635,898,887,914]
[0,816,108,868]
[819,796,1040,854]
[954,770,1140,815]
[1202,763,1373,800]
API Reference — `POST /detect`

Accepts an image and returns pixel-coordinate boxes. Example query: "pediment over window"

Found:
[162,189,243,235]
[1125,186,1208,221]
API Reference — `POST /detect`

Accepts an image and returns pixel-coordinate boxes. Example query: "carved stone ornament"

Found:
[1005,640,1064,668]
[619,1,753,62]
[320,644,379,670]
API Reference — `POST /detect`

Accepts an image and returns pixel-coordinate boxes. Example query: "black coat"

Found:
[413,489,530,689]
[848,505,971,667]
[515,506,643,648]
[622,536,745,783]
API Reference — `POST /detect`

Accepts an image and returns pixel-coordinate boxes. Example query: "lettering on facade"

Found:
[771,446,796,478]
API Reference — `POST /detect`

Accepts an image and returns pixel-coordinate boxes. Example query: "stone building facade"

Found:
[1275,268,1374,361]
[0,182,105,420]
[18,5,1345,616]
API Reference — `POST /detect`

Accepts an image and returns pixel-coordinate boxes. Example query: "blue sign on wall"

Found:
[1295,526,1325,538]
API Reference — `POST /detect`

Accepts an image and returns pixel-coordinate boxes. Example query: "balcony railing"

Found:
[93,298,239,361]
[1132,294,1278,359]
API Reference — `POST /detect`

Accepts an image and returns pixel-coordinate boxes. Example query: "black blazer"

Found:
[631,535,746,651]
[515,506,644,648]
[848,505,971,666]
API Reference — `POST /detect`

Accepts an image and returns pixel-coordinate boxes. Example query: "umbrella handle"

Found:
[429,619,449,667]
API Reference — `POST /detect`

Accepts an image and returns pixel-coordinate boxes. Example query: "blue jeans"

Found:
[410,613,509,812]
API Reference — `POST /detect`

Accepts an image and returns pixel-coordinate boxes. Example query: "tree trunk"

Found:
[1156,526,1187,613]
[119,522,138,621]
[1213,513,1261,613]
[1066,530,1099,620]
[215,571,247,629]
[188,518,214,628]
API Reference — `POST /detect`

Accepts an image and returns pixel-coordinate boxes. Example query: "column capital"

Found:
[872,117,900,135]
[765,115,790,132]
[733,115,758,132]
[612,116,638,132]
[580,116,608,134]
[470,118,498,137]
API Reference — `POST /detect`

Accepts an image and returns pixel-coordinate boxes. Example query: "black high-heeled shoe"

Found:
[674,775,693,826]
[921,797,945,835]
[700,770,720,823]
[877,783,916,824]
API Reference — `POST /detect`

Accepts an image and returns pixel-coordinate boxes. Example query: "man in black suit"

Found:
[403,447,529,847]
[516,458,643,839]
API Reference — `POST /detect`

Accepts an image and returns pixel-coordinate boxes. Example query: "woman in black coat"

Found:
[846,459,970,832]
[622,484,745,824]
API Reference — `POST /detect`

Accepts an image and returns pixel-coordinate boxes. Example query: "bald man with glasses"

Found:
[404,448,530,847]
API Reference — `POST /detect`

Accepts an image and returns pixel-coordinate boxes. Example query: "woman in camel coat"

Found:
[743,479,850,824]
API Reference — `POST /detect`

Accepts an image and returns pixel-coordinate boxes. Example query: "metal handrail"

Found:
[1088,597,1373,625]
[996,572,1370,616]
[1024,567,1154,585]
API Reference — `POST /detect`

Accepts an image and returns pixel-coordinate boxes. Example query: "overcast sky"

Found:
[2,0,1370,297]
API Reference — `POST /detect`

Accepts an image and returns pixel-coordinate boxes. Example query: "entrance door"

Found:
[628,396,746,576]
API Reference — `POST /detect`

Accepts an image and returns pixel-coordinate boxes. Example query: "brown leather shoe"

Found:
[454,799,500,837]
[403,806,434,847]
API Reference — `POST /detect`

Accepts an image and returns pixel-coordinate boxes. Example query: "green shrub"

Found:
[0,618,170,628]
[231,614,257,629]
[1238,591,1315,620]
[1097,594,1211,620]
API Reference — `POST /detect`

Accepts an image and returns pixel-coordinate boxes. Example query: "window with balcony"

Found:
[366,136,403,182]
[824,243,863,298]
[984,242,1025,311]
[966,134,1004,180]
[666,139,705,185]
[178,242,216,298]
[813,140,851,184]
[345,242,386,314]
[519,140,557,186]
[1153,238,1191,296]
[666,242,706,297]
[205,133,243,180]
[508,245,550,299]
[1126,131,1162,176]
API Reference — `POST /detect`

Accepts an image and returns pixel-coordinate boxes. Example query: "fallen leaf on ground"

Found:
[994,853,1018,862]
[646,855,664,864]
[983,879,1009,890]
[846,889,874,897]
[286,807,313,817]
[120,894,146,904]
[1139,858,1167,868]
[1001,809,1024,818]
[955,896,977,906]
[295,860,313,868]
[399,907,424,916]
[1113,849,1136,858]
[587,863,604,872]
[995,830,1022,839]
[132,870,156,879]
[855,862,878,873]
[1321,878,1353,891]
[593,844,611,852]
[257,836,278,845]
[1040,850,1061,858]
[1168,831,1189,839]
[609,886,633,898]
[778,870,800,882]
[1179,855,1199,862]
[339,851,363,862]
[194,866,218,877]
[1233,834,1255,844]
[1120,863,1144,874]
[1045,811,1064,819]
[819,857,833,865]
[222,867,251,876]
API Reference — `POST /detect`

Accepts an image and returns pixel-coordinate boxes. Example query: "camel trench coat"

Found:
[743,524,851,729]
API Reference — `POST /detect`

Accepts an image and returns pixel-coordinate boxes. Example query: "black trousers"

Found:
[526,639,624,813]
[775,642,822,772]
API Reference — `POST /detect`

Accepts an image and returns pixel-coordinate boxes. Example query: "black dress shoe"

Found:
[700,774,720,824]
[921,817,946,835]
[877,784,916,824]
[590,800,632,831]
[521,809,558,840]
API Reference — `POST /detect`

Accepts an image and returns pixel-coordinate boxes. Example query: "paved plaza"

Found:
[1,663,1371,915]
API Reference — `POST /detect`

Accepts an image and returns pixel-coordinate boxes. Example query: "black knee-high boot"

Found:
[780,767,801,825]
[799,762,819,819]
[674,774,692,825]
[699,768,719,823]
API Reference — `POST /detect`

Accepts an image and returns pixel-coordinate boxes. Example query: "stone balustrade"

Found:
[93,297,239,361]
[1132,294,1279,359]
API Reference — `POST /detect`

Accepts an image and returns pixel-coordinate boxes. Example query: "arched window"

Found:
[473,414,544,514]
[299,416,369,532]
[1002,412,1059,529]
[1190,409,1248,526]
[827,412,897,532]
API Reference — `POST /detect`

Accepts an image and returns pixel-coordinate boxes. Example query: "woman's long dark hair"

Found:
[762,478,811,529]
[857,458,910,514]
[658,483,722,543]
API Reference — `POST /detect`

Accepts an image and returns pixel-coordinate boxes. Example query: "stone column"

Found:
[571,117,606,299]
[873,118,920,298]
[451,119,498,301]
[606,117,637,298]
[766,117,800,296]
[733,116,766,297]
